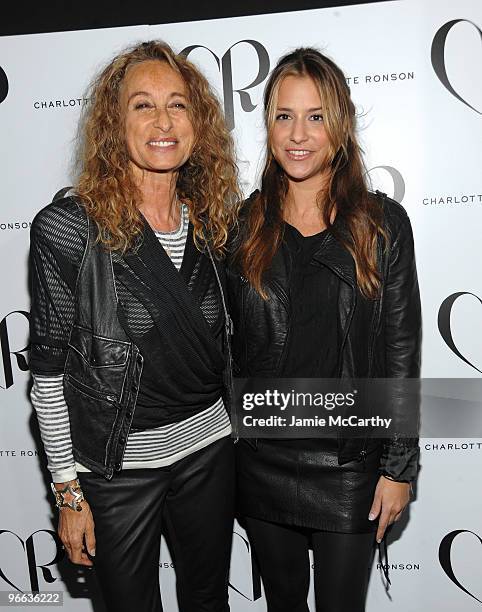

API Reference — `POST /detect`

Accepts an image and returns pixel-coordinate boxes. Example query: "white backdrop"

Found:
[0,0,481,610]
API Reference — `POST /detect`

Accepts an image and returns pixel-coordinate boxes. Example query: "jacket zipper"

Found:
[336,278,368,464]
[367,236,385,374]
[321,264,368,463]
[270,279,292,375]
[363,235,386,461]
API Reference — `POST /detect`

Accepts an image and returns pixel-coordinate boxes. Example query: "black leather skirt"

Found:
[236,437,383,533]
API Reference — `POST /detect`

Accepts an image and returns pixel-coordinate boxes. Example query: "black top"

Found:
[130,222,224,414]
[281,223,341,377]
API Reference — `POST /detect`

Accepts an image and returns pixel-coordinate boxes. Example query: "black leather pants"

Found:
[245,517,376,612]
[78,437,235,612]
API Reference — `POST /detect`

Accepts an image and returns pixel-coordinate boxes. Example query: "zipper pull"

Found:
[232,412,239,444]
[358,449,367,465]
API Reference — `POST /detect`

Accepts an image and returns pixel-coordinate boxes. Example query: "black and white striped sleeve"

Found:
[30,374,77,483]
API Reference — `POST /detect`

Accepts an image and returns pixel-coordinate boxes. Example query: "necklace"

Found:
[144,194,181,232]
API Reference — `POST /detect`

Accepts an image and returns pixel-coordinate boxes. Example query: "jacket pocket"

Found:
[64,374,120,468]
[64,373,118,403]
[68,325,129,368]
[64,325,130,401]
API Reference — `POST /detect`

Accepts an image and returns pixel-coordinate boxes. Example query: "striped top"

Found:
[31,203,231,483]
[153,201,190,266]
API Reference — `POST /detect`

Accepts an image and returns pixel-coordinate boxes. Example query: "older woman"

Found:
[228,48,421,611]
[30,41,239,612]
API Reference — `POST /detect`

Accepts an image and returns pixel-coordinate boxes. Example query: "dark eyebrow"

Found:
[276,106,323,112]
[128,91,187,102]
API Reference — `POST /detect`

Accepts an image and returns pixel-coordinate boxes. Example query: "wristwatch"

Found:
[50,479,85,511]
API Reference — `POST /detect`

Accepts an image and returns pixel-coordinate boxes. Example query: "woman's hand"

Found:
[368,475,411,543]
[56,489,96,566]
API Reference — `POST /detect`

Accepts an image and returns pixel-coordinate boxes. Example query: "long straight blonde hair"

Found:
[235,47,386,298]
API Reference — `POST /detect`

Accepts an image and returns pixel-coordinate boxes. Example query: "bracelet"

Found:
[50,479,85,512]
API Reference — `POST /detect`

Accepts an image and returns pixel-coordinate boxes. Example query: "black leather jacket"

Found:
[227,191,421,481]
[42,201,144,480]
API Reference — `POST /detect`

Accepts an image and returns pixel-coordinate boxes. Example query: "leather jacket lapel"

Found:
[311,232,357,289]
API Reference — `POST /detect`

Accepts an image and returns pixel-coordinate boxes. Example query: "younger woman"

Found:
[228,48,421,612]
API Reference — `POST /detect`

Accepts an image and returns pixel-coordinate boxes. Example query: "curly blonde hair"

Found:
[75,40,240,255]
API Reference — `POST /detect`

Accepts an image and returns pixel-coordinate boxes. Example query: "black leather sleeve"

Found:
[379,203,422,482]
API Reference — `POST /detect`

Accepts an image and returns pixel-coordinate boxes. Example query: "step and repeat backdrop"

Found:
[0,0,481,609]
